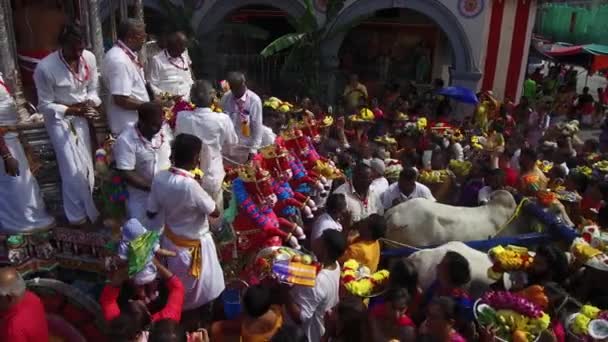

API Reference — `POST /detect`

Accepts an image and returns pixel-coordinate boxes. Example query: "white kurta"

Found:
[221,89,263,162]
[175,108,238,196]
[147,50,194,101]
[147,168,225,310]
[33,50,100,224]
[102,42,150,135]
[0,76,54,233]
[114,124,172,230]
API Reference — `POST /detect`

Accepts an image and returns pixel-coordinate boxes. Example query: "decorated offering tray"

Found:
[565,305,608,340]
[254,246,319,287]
[341,259,389,298]
[474,291,550,342]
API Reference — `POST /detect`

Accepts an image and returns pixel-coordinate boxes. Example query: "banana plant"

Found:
[259,0,348,99]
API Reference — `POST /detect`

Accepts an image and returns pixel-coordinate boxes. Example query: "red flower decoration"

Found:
[111,176,122,185]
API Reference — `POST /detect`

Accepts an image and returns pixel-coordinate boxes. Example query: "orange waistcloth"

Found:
[241,305,284,342]
[164,226,202,278]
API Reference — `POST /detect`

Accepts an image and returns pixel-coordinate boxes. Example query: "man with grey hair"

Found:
[102,19,150,135]
[176,80,238,212]
[0,267,48,340]
[220,71,263,163]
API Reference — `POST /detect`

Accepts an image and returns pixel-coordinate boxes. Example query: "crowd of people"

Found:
[3,17,608,342]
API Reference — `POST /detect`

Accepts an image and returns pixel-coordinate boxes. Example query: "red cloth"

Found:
[370,302,415,327]
[100,275,185,322]
[0,291,49,342]
[503,167,518,188]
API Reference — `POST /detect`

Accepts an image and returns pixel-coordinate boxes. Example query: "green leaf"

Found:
[260,33,306,57]
[297,0,318,33]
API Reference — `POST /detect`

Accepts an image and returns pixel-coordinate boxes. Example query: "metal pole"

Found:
[119,0,128,21]
[110,0,118,41]
[0,0,28,122]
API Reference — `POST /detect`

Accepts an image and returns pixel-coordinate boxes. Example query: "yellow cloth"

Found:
[340,239,380,273]
[164,226,202,278]
[241,305,284,342]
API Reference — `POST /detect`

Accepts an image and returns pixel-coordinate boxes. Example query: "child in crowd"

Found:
[419,297,467,342]
[339,213,386,273]
[369,287,416,342]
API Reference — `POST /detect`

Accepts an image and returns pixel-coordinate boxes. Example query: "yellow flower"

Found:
[359,108,375,121]
[191,168,204,178]
[417,117,427,130]
[581,305,600,319]
[343,259,359,270]
[572,313,591,335]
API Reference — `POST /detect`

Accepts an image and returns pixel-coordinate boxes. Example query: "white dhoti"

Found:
[45,116,99,224]
[162,232,225,310]
[0,132,55,233]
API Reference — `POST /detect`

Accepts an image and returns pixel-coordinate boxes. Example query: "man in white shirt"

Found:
[114,102,172,229]
[102,19,149,135]
[368,158,389,195]
[381,167,435,210]
[175,80,238,212]
[311,193,347,244]
[285,229,346,342]
[221,72,263,163]
[147,31,194,101]
[334,163,383,224]
[147,133,224,311]
[0,73,54,233]
[33,24,100,225]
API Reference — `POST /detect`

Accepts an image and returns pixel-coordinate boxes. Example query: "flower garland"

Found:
[449,159,472,177]
[487,245,533,280]
[341,259,389,297]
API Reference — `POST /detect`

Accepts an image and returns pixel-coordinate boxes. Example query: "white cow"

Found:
[406,241,494,298]
[384,190,517,247]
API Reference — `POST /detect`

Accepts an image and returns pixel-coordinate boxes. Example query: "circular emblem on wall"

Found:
[314,0,328,13]
[458,0,484,18]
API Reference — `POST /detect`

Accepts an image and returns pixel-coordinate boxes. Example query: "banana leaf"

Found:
[260,33,306,57]
[296,0,319,33]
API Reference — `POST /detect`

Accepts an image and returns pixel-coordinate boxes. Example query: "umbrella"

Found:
[437,86,479,104]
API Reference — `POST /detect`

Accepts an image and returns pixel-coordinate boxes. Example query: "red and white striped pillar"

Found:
[481,0,537,102]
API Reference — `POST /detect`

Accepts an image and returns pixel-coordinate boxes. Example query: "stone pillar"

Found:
[321,52,340,106]
[0,0,28,122]
[88,0,105,63]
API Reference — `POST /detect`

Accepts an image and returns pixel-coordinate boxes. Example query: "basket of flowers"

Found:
[487,245,534,281]
[475,291,551,342]
[341,259,389,298]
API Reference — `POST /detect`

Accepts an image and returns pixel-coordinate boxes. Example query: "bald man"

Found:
[114,102,172,229]
[220,71,263,163]
[0,267,48,341]
[148,31,194,101]
[102,19,150,135]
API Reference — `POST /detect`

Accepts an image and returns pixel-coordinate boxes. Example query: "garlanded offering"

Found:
[487,245,533,280]
[566,305,608,340]
[471,135,485,150]
[571,165,593,179]
[419,169,451,184]
[448,159,473,177]
[592,160,608,173]
[374,134,397,145]
[476,291,551,342]
[536,160,554,174]
[570,237,608,271]
[348,108,375,123]
[254,246,319,287]
[341,259,389,297]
